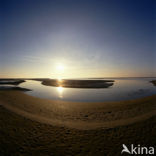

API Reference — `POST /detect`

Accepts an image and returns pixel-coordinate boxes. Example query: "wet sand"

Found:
[0,90,156,155]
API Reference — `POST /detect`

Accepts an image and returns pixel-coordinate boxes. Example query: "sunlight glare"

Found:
[56,64,65,72]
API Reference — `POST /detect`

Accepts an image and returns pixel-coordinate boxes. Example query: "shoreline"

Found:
[0,91,156,130]
[0,90,156,155]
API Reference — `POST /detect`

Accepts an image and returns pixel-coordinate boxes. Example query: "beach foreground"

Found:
[0,106,156,156]
[0,91,156,155]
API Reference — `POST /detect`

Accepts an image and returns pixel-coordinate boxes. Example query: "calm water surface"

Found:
[19,78,156,102]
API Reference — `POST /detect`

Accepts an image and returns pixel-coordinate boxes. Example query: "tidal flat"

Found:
[0,79,156,155]
[42,79,114,88]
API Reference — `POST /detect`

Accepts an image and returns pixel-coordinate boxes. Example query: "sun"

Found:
[56,63,65,72]
[55,63,66,80]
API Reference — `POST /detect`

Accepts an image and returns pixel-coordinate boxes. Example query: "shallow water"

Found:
[18,78,156,102]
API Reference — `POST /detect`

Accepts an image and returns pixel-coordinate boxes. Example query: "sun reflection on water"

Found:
[57,86,64,98]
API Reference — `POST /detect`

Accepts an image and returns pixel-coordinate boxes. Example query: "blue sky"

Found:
[0,0,155,78]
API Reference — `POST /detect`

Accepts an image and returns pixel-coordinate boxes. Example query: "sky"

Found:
[0,0,156,78]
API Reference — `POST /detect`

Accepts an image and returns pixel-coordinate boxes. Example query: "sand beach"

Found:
[0,88,156,155]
